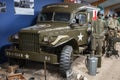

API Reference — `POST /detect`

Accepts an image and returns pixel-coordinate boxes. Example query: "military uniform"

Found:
[91,19,105,55]
[108,18,120,29]
[108,18,120,37]
[91,18,105,68]
[104,18,109,28]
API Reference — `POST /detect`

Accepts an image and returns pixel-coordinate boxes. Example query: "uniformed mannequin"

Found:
[108,13,120,37]
[108,13,119,29]
[91,11,105,68]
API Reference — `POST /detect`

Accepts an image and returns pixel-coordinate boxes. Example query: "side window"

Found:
[75,13,87,25]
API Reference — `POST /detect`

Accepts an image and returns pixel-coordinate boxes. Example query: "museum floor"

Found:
[1,43,120,80]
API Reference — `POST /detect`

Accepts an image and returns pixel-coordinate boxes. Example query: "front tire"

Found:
[59,45,73,77]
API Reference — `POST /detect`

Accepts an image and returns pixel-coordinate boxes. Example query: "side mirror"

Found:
[69,19,80,29]
[71,19,76,23]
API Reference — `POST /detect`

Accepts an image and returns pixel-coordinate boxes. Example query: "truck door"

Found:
[74,12,89,46]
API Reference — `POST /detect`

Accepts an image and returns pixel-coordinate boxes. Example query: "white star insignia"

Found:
[78,33,83,41]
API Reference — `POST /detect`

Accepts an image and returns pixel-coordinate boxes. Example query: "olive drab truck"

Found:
[5,3,100,77]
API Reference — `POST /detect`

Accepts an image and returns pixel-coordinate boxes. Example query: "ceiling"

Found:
[65,0,120,12]
[100,0,120,8]
[83,0,120,12]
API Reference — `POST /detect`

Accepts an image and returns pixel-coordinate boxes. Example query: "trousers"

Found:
[91,37,103,56]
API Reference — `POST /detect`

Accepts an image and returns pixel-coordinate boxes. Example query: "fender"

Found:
[51,35,70,45]
[51,35,79,52]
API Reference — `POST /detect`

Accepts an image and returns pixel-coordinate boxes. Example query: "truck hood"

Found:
[21,22,69,33]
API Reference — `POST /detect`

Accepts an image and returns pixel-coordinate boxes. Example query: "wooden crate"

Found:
[7,73,26,80]
[7,65,19,73]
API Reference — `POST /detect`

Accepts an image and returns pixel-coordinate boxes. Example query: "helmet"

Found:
[97,11,103,17]
[113,13,118,17]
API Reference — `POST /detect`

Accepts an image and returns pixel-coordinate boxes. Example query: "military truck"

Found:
[5,3,100,77]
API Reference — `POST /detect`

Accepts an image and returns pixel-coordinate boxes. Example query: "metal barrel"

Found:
[87,56,98,76]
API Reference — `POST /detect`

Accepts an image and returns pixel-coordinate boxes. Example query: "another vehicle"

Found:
[5,3,100,77]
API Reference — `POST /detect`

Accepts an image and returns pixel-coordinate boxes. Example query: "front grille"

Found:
[19,32,39,52]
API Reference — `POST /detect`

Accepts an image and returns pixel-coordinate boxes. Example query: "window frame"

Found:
[75,12,87,26]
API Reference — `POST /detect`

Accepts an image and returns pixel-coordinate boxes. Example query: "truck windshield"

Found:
[54,12,70,22]
[40,12,70,22]
[40,12,53,21]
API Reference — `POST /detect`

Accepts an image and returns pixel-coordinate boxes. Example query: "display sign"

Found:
[14,0,34,15]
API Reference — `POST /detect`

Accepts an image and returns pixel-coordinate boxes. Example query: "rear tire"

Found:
[59,45,73,77]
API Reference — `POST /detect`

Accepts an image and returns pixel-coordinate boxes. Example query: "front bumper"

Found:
[5,49,58,64]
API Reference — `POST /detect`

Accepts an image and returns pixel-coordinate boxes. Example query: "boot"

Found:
[95,55,102,68]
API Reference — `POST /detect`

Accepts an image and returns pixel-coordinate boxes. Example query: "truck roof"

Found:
[42,3,86,13]
[42,3,100,13]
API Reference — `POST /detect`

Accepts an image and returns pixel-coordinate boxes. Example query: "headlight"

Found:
[43,35,55,43]
[10,33,19,39]
[43,36,49,42]
[14,34,19,39]
[9,33,19,42]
